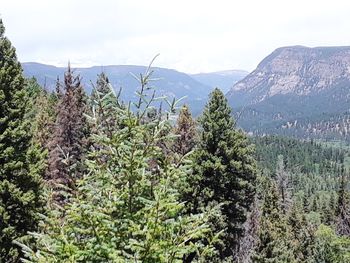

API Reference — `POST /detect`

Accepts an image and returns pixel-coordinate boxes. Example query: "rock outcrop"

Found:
[227,46,350,141]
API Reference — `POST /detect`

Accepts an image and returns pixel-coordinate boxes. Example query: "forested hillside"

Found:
[2,18,350,263]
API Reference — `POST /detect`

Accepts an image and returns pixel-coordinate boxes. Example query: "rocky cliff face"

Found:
[228,46,350,106]
[227,46,350,141]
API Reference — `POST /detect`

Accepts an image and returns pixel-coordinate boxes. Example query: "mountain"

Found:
[227,46,350,141]
[191,70,248,93]
[22,62,213,114]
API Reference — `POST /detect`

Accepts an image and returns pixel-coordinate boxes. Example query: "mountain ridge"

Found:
[22,62,247,114]
[227,45,350,141]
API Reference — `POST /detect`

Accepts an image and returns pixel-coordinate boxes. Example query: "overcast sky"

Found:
[2,0,350,73]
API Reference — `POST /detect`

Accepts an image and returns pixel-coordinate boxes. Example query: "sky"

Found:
[2,0,350,73]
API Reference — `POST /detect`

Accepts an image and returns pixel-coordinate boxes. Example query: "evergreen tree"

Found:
[46,65,89,200]
[173,104,196,159]
[336,168,350,236]
[314,224,350,263]
[31,91,56,149]
[21,63,220,262]
[90,72,122,138]
[288,202,317,262]
[236,198,260,263]
[189,88,257,259]
[253,179,295,262]
[276,155,291,214]
[0,19,44,262]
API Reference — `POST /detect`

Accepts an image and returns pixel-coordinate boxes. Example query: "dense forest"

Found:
[1,18,350,263]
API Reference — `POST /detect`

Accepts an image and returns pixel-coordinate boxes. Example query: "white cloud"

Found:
[2,0,350,73]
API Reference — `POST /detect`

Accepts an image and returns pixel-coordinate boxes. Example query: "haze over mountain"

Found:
[22,45,350,141]
[23,62,248,114]
[227,45,350,141]
[191,70,249,93]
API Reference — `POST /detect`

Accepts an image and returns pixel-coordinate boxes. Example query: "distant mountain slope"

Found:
[22,62,213,114]
[226,46,350,141]
[191,70,248,93]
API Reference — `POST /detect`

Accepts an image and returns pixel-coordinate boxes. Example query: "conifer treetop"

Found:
[0,19,5,36]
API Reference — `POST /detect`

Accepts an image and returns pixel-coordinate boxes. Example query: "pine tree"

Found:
[173,104,196,158]
[189,88,257,259]
[46,65,89,200]
[0,19,44,262]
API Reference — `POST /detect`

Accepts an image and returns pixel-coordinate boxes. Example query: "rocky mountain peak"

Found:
[226,45,350,141]
[228,46,350,106]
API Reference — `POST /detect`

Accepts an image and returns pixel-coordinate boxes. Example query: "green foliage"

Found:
[90,72,123,138]
[254,135,348,224]
[314,224,350,263]
[2,17,350,262]
[187,88,257,260]
[253,178,296,262]
[31,90,56,149]
[0,19,44,262]
[20,65,220,262]
[335,169,350,236]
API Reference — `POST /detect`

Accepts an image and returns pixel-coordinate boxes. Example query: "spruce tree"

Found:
[90,72,122,138]
[190,88,257,259]
[0,19,44,262]
[21,63,220,262]
[47,65,89,200]
[173,105,196,158]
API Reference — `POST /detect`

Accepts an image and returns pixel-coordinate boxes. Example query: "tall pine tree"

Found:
[189,88,257,259]
[0,19,44,262]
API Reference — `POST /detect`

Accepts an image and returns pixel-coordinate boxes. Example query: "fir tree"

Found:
[189,88,257,259]
[46,65,89,200]
[0,19,44,262]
